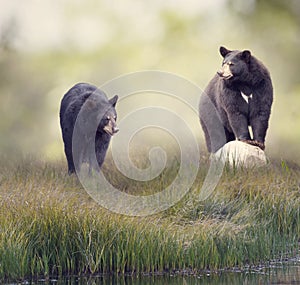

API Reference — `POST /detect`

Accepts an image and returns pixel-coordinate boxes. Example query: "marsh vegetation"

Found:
[0,156,299,281]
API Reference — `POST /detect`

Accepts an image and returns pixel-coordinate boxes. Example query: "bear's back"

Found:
[60,83,109,125]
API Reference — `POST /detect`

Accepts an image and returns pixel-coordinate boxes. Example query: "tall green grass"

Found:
[0,156,299,281]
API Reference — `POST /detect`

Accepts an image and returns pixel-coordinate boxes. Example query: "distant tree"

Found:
[227,0,300,90]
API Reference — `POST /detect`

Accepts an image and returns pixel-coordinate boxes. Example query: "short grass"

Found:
[0,154,299,281]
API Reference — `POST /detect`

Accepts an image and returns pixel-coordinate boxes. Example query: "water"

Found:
[15,263,300,285]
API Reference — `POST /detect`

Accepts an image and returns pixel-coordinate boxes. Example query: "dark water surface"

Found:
[14,263,300,285]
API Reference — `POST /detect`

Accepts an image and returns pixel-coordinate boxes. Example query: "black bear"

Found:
[199,46,273,153]
[60,83,119,174]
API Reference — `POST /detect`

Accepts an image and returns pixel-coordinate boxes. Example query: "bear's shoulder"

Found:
[246,56,271,86]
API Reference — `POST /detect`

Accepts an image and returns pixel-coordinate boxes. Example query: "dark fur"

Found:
[199,46,273,152]
[60,83,118,174]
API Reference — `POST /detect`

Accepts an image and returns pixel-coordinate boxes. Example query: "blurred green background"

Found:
[0,0,299,163]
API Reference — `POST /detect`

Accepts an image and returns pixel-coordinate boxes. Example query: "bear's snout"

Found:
[217,69,224,77]
[113,126,119,134]
[217,64,233,79]
[103,117,119,136]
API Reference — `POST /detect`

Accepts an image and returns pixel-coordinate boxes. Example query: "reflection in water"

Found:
[19,263,300,285]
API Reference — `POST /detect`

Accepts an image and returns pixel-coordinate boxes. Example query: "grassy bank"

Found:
[0,156,299,281]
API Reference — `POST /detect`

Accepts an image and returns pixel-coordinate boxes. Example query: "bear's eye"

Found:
[106,116,111,120]
[228,62,234,66]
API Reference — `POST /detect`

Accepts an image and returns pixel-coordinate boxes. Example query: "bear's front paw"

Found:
[251,140,265,151]
[240,139,265,151]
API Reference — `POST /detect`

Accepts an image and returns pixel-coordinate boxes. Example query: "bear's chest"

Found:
[241,92,252,104]
[237,92,253,116]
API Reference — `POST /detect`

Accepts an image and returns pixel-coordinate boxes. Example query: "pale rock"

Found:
[214,141,267,168]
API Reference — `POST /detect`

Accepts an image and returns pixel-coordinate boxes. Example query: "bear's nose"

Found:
[113,126,119,133]
[217,70,224,77]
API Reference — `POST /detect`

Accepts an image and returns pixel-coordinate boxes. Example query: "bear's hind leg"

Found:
[225,129,236,143]
[201,120,228,153]
[65,146,75,174]
[200,118,212,153]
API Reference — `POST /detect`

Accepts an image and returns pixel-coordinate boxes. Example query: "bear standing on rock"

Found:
[60,83,119,174]
[199,46,273,153]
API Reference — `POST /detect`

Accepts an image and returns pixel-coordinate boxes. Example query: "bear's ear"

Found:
[109,95,118,107]
[219,46,231,57]
[241,50,251,63]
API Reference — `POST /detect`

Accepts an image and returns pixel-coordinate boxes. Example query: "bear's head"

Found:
[83,93,119,136]
[101,95,119,136]
[217,46,251,82]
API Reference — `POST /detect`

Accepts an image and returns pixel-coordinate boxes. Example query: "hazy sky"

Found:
[0,0,225,52]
